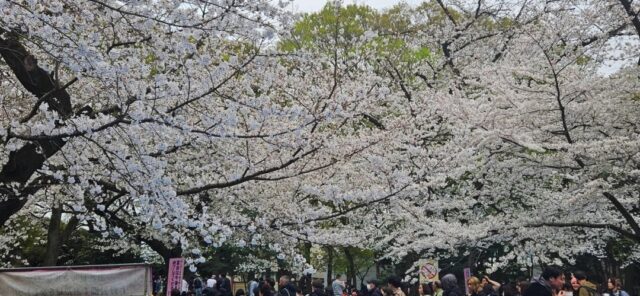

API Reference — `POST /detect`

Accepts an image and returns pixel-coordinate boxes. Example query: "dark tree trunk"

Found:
[343,247,357,289]
[301,242,313,294]
[0,30,74,228]
[375,251,381,279]
[303,242,312,264]
[43,206,79,266]
[43,206,63,266]
[467,249,478,275]
[326,246,334,287]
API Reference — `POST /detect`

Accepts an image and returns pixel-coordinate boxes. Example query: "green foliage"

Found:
[279,3,379,54]
[310,246,376,278]
[0,217,47,267]
[575,55,592,65]
[0,216,145,267]
[414,47,432,61]
[279,3,433,65]
[58,228,145,266]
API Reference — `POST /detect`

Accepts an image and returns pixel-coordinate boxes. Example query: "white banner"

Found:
[0,264,152,296]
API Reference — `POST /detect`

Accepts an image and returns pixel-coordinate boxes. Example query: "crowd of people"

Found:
[415,268,631,296]
[519,267,629,296]
[323,269,632,296]
[153,272,235,296]
[152,268,632,296]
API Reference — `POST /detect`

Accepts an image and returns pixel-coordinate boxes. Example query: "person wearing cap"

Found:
[366,280,383,296]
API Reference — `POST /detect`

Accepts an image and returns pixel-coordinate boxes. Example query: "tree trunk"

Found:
[159,246,183,274]
[0,31,74,228]
[303,242,312,263]
[375,251,381,279]
[43,206,79,266]
[302,243,313,294]
[326,246,334,287]
[43,206,63,266]
[467,249,478,275]
[343,247,357,288]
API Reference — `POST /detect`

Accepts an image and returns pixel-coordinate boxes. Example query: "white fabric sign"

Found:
[0,264,151,296]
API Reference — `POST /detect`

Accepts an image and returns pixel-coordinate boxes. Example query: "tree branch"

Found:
[435,0,459,26]
[0,31,78,227]
[176,148,319,195]
[19,77,78,123]
[279,184,410,227]
[603,192,640,237]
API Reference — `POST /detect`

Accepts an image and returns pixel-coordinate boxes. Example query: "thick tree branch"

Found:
[435,0,459,26]
[279,184,410,227]
[19,77,78,123]
[618,0,640,64]
[177,148,319,195]
[0,32,75,227]
[603,192,640,237]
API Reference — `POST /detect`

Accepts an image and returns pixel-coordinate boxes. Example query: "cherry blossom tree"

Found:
[0,0,421,270]
[374,0,640,272]
[2,0,639,275]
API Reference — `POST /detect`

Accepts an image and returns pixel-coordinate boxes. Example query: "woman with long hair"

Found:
[607,278,629,296]
[467,277,482,296]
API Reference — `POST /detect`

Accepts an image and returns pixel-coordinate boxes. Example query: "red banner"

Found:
[167,258,185,296]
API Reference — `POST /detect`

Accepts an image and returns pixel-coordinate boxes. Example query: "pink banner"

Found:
[463,268,471,296]
[167,258,185,296]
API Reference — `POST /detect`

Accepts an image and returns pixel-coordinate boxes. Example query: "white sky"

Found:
[288,0,422,13]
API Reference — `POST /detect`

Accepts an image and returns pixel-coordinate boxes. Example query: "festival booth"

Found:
[0,263,152,295]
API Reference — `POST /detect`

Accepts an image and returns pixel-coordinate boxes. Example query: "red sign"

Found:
[167,258,185,296]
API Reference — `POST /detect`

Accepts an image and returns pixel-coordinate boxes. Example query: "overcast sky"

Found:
[288,0,422,13]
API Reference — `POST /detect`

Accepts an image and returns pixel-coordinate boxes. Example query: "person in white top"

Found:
[207,276,217,288]
[182,279,189,293]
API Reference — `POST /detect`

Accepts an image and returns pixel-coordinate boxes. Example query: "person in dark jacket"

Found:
[523,267,565,296]
[279,276,297,296]
[261,281,276,296]
[517,282,530,296]
[312,280,327,296]
[326,286,335,296]
[204,284,222,296]
[218,273,233,296]
[502,282,520,296]
[441,274,463,296]
[194,276,204,296]
[367,280,383,296]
